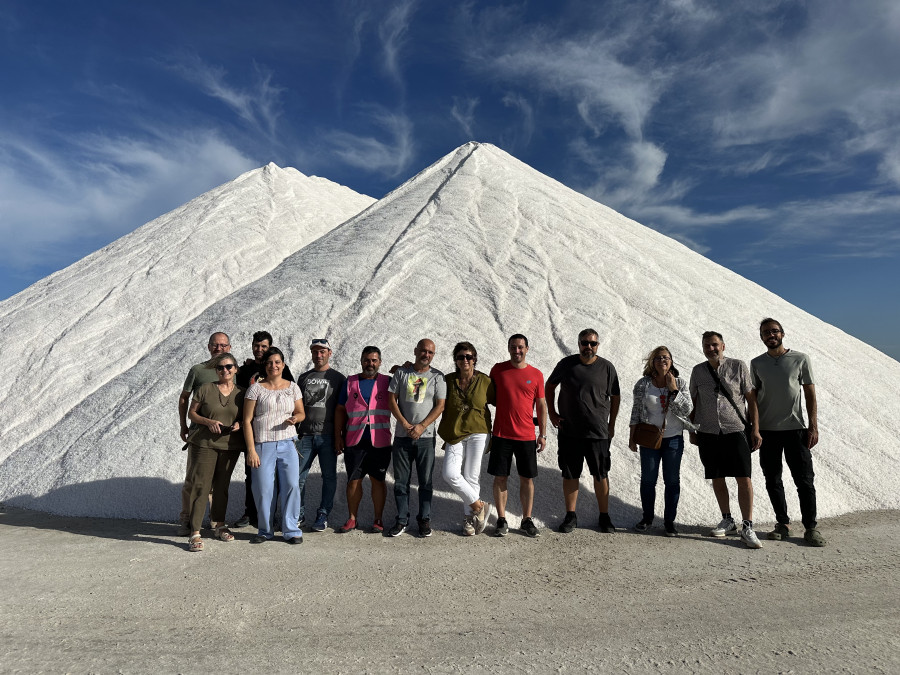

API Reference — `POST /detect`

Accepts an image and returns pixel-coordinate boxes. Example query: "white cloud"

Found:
[378,0,416,90]
[501,93,534,149]
[169,54,285,137]
[451,96,478,139]
[0,129,256,271]
[323,106,414,177]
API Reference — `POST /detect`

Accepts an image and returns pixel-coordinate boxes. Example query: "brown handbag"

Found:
[633,422,664,449]
[634,384,672,449]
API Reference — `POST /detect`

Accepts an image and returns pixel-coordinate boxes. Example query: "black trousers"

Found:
[759,429,817,529]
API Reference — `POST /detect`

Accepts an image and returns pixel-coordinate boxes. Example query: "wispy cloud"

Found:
[378,0,416,91]
[168,54,285,138]
[451,96,478,139]
[323,105,414,177]
[501,93,534,150]
[0,128,255,272]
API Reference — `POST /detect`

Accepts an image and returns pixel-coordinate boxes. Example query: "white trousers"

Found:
[442,433,489,515]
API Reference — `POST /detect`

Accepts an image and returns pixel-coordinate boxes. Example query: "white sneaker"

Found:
[473,502,492,535]
[462,516,475,536]
[710,517,737,537]
[741,524,763,549]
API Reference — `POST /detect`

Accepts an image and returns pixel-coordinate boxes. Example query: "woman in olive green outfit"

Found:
[439,342,494,535]
[185,353,246,551]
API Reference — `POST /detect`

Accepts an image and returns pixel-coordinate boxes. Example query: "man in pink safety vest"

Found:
[334,345,393,534]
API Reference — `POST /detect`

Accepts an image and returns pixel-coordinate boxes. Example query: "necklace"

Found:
[217,384,235,407]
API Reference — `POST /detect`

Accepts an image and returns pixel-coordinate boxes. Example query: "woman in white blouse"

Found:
[628,346,695,537]
[242,347,306,544]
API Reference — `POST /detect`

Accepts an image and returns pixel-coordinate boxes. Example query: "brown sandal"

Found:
[214,525,235,542]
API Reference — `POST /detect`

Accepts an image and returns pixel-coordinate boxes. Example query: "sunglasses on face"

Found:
[215,364,235,371]
[654,356,671,362]
[454,354,475,361]
[580,341,599,347]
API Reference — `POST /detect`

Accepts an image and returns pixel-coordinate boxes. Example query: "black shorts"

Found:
[344,435,391,481]
[487,437,538,479]
[697,431,752,479]
[557,434,610,479]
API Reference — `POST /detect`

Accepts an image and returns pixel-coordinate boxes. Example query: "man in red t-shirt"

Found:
[488,334,547,538]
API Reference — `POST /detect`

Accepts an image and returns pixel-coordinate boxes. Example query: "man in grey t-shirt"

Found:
[295,338,346,532]
[751,318,824,547]
[387,338,446,537]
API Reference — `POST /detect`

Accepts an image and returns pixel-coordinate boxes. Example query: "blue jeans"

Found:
[251,439,303,540]
[392,436,435,525]
[639,435,684,524]
[296,434,337,521]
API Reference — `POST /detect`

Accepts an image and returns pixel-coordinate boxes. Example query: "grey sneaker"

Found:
[710,517,737,537]
[521,517,540,538]
[767,523,791,540]
[494,517,509,537]
[804,528,826,547]
[473,502,492,535]
[462,516,476,536]
[741,524,763,549]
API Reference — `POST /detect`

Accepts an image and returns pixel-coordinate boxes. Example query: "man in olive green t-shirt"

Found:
[177,331,231,533]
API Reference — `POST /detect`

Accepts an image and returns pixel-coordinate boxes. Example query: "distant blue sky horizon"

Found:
[2,1,898,360]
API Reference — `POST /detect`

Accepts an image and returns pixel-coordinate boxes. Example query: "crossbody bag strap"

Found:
[705,362,748,427]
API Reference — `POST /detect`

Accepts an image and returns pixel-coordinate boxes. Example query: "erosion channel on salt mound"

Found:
[1,142,895,529]
[0,164,375,461]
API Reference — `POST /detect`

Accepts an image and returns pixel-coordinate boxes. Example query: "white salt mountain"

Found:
[0,164,375,463]
[1,142,896,531]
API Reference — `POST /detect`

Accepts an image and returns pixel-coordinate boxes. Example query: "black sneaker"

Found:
[388,521,407,537]
[558,512,577,534]
[287,536,303,545]
[664,522,679,537]
[250,535,268,544]
[634,517,653,532]
[418,518,433,538]
[233,514,251,529]
[521,517,540,538]
[494,517,509,537]
[598,515,617,533]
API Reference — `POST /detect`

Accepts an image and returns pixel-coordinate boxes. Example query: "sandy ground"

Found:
[1,505,898,674]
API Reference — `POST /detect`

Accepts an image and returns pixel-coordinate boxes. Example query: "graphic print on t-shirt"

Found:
[302,378,331,408]
[406,374,427,403]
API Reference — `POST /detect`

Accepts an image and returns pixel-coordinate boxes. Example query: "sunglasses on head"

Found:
[580,340,599,347]
[215,364,235,371]
[454,354,475,361]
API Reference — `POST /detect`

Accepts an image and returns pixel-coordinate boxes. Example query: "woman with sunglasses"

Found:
[438,342,494,535]
[243,347,306,545]
[185,352,246,551]
[628,346,695,536]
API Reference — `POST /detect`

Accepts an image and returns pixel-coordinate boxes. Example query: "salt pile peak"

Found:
[0,142,896,526]
[0,164,375,461]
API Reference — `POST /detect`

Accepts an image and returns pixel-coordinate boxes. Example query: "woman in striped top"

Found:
[242,347,306,545]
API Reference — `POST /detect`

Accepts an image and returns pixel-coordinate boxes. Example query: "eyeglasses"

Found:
[580,340,598,347]
[761,329,783,336]
[455,354,475,361]
[215,364,235,371]
[653,356,671,362]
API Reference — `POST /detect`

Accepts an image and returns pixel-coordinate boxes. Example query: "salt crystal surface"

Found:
[0,142,895,529]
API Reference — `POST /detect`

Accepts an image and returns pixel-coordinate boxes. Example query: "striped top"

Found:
[245,381,302,443]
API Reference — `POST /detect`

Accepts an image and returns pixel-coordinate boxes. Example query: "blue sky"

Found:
[2,1,898,360]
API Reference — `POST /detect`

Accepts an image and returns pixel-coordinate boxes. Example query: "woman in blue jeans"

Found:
[628,346,695,536]
[242,347,306,544]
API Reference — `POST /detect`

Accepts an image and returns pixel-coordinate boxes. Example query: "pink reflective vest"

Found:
[343,373,393,448]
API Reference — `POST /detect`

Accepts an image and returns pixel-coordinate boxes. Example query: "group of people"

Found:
[177,318,824,552]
